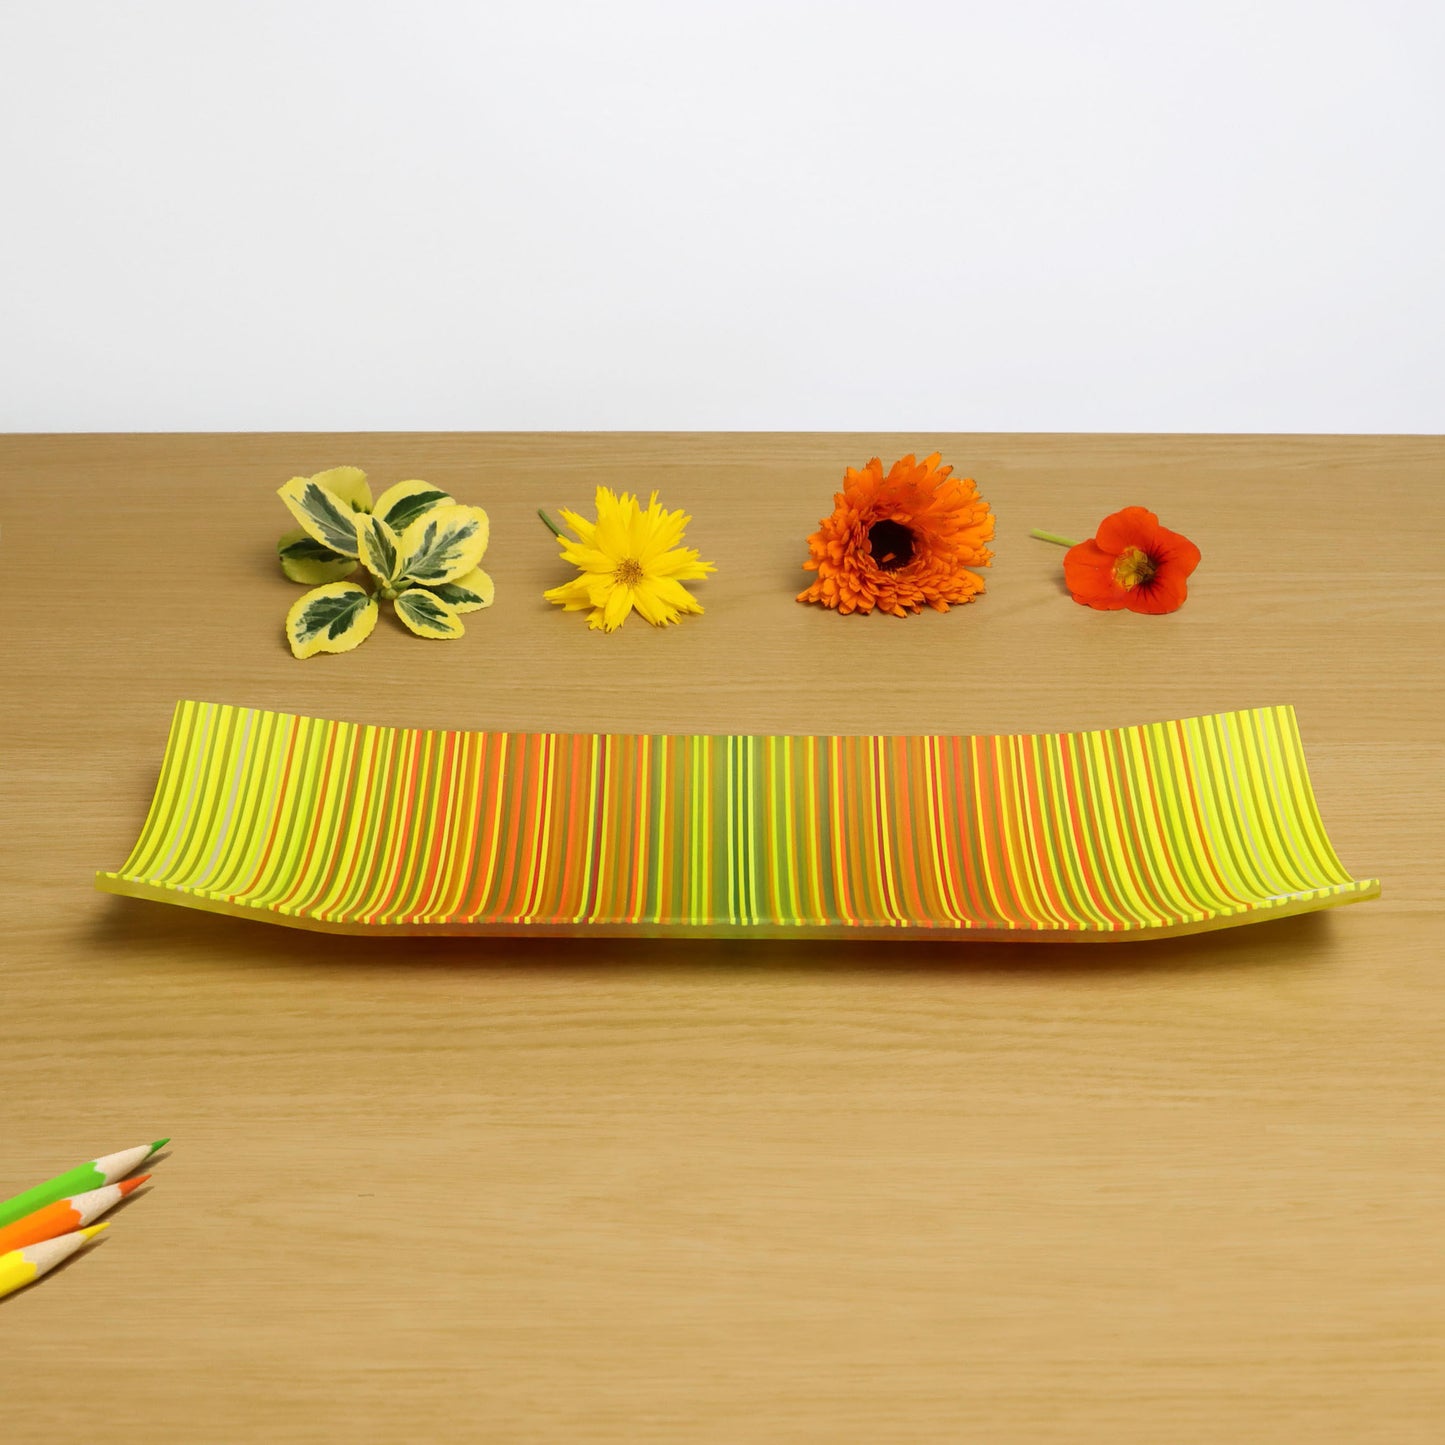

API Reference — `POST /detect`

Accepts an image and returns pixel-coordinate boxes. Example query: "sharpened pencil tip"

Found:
[80,1223,110,1239]
[149,1138,170,1153]
[118,1174,151,1196]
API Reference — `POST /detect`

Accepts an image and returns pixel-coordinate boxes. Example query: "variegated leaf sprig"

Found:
[277,467,494,658]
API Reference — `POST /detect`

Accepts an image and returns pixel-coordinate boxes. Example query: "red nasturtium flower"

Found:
[797,453,994,616]
[1062,506,1201,614]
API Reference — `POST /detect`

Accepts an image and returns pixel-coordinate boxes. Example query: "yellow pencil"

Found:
[0,1224,109,1302]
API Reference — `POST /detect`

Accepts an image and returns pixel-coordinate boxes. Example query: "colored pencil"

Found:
[0,1224,109,1302]
[0,1176,150,1256]
[0,1141,168,1229]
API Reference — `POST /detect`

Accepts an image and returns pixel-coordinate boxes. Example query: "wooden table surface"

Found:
[2,433,1441,1443]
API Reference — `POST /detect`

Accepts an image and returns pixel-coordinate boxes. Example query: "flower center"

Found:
[1113,546,1157,590]
[614,557,645,587]
[867,519,915,571]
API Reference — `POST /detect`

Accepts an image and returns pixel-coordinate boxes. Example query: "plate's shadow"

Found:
[86,895,1340,981]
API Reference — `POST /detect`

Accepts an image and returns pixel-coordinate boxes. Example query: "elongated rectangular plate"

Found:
[96,700,1378,941]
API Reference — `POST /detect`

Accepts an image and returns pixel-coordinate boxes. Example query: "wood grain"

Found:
[1,433,1441,1443]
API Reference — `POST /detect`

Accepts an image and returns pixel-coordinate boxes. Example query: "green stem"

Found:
[538,508,563,538]
[1030,529,1081,547]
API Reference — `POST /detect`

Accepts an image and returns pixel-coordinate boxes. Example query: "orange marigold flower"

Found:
[797,453,994,617]
[1061,506,1201,614]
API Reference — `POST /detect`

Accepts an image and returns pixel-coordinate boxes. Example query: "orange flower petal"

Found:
[1126,567,1192,614]
[1063,540,1131,610]
[1093,506,1162,556]
[797,454,993,616]
[1062,507,1200,615]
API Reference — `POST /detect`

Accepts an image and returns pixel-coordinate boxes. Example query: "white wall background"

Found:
[1,0,1441,433]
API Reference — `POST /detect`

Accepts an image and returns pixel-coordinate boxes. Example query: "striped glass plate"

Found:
[96,700,1379,941]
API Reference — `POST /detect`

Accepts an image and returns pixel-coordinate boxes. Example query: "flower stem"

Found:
[538,508,563,538]
[1030,529,1080,547]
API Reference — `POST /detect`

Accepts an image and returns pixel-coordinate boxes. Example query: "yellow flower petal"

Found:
[559,544,620,575]
[545,486,713,631]
[638,511,689,561]
[542,576,598,611]
[601,584,634,632]
[558,507,597,545]
[592,488,630,559]
[650,547,715,580]
[629,581,674,627]
[651,576,705,615]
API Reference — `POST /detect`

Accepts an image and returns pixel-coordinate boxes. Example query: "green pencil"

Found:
[0,1141,168,1230]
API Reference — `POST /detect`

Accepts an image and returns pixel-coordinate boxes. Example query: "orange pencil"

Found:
[0,1176,149,1255]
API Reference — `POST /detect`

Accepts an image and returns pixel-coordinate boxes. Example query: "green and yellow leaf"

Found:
[277,527,358,585]
[394,587,464,640]
[354,512,403,587]
[285,582,378,659]
[426,567,495,613]
[373,479,455,534]
[397,503,490,587]
[310,466,372,513]
[278,474,365,558]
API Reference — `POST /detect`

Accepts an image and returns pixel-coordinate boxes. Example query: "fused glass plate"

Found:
[96,700,1379,941]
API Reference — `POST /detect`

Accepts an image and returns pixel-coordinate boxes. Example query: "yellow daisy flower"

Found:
[543,487,715,632]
